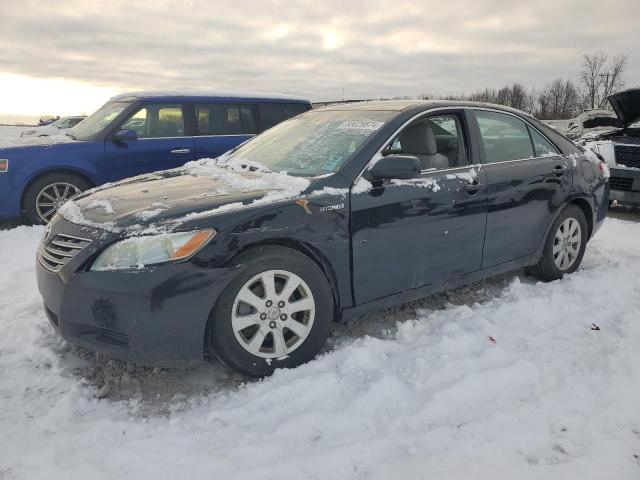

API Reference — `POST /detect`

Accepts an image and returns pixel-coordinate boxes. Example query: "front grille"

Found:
[38,233,91,272]
[614,145,640,169]
[609,176,634,191]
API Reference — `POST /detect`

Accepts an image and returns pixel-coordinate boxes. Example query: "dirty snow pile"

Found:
[1,217,640,479]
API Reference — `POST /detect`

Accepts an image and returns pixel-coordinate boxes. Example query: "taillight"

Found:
[599,161,610,179]
[0,159,8,173]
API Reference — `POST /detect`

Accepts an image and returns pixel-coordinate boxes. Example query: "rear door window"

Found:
[195,104,257,135]
[259,103,310,130]
[474,110,534,163]
[120,104,185,138]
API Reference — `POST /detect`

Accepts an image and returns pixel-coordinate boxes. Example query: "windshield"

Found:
[224,110,395,176]
[70,102,130,140]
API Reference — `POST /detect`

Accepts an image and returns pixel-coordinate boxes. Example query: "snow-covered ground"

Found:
[1,212,639,479]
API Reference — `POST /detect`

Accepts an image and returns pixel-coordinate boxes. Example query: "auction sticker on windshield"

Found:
[337,120,385,133]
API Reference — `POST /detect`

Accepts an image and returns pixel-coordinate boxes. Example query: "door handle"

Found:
[170,148,190,154]
[544,165,567,179]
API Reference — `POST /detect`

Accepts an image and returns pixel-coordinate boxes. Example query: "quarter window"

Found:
[195,104,257,135]
[474,110,534,163]
[529,127,559,157]
[120,104,184,138]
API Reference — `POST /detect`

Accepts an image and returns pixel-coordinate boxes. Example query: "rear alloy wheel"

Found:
[529,204,588,282]
[23,173,91,224]
[552,217,582,271]
[209,246,333,377]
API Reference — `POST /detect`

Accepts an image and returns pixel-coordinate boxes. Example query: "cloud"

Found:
[0,0,637,105]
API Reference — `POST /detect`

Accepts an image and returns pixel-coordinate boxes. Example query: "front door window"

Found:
[120,104,185,138]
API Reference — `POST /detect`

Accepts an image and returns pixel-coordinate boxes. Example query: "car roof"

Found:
[314,99,536,118]
[109,90,310,104]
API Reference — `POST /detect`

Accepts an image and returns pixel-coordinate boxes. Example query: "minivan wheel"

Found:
[23,173,91,224]
[529,204,588,282]
[209,246,333,377]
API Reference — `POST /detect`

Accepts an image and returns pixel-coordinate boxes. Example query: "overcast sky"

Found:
[0,0,638,120]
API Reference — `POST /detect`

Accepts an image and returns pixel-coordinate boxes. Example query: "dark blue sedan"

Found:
[0,91,311,223]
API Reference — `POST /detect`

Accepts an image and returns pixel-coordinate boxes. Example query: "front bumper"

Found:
[609,166,640,205]
[0,170,22,219]
[36,218,237,366]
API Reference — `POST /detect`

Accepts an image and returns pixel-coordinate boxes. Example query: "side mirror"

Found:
[113,129,137,142]
[370,155,421,180]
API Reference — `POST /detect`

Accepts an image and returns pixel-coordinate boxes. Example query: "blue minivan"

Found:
[0,91,311,223]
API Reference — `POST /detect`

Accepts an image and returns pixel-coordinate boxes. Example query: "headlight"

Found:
[91,229,215,271]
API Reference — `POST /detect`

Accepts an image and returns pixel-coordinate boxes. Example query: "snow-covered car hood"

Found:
[0,132,75,150]
[608,88,640,128]
[59,159,313,232]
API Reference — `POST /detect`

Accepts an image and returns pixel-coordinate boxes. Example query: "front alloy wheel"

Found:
[35,182,81,223]
[23,172,91,224]
[209,246,333,377]
[231,270,315,358]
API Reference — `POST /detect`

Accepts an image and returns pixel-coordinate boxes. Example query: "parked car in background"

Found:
[38,116,59,126]
[21,116,87,137]
[0,91,311,223]
[36,100,609,376]
[565,109,619,140]
[579,88,640,206]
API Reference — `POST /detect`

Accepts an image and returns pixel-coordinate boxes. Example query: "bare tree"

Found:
[508,83,530,112]
[431,52,627,120]
[537,78,580,119]
[580,52,628,109]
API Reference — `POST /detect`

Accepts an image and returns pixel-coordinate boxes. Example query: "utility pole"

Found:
[598,72,611,108]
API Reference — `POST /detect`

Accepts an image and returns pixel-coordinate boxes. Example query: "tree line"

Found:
[418,53,629,120]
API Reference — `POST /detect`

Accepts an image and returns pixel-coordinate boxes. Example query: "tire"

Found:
[528,204,588,282]
[209,246,333,377]
[23,172,91,224]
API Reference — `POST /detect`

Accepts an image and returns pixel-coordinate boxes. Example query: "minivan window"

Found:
[225,110,395,176]
[474,110,534,163]
[195,104,257,136]
[71,102,129,140]
[529,127,559,157]
[120,104,184,138]
[259,103,309,130]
